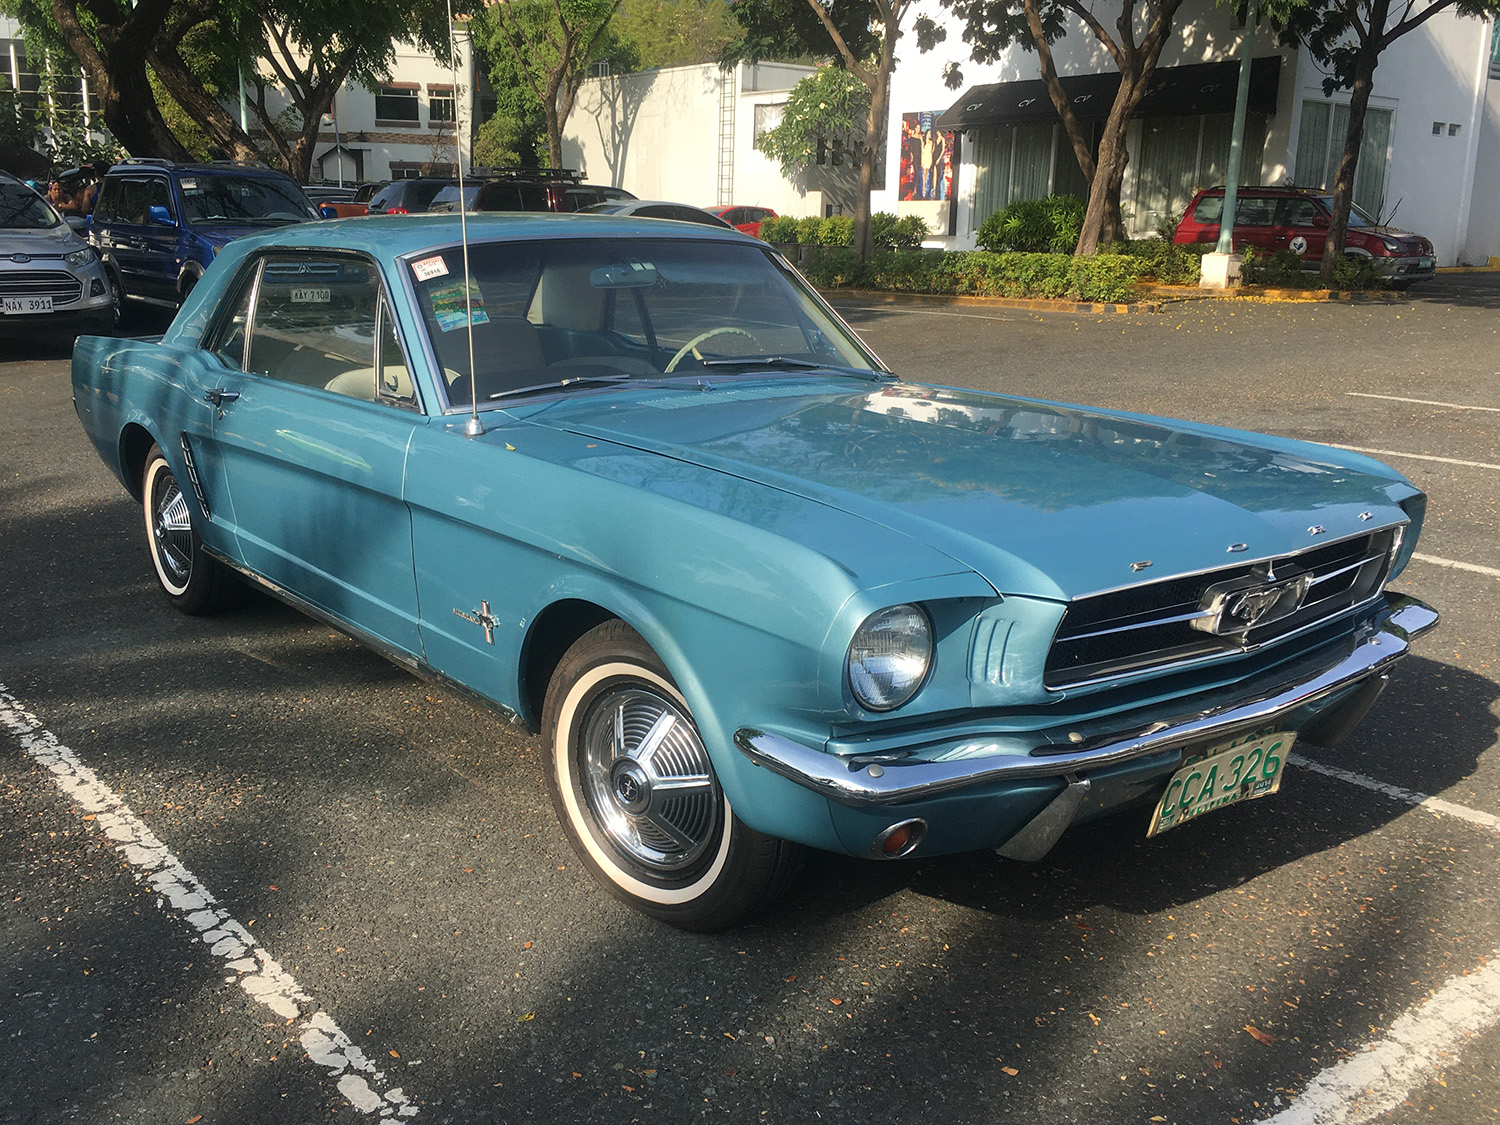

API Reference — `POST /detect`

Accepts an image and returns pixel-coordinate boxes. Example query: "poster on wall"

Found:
[899,111,954,201]
[898,111,956,235]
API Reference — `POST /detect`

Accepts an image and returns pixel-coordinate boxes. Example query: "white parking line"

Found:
[1291,753,1500,835]
[1412,552,1500,579]
[1346,392,1500,413]
[1250,758,1500,1123]
[1328,444,1500,471]
[0,685,419,1121]
[1254,950,1500,1125]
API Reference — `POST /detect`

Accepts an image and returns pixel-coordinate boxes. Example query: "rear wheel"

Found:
[141,443,238,614]
[543,620,803,931]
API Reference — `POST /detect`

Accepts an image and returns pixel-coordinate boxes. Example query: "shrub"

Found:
[817,215,854,246]
[760,214,801,243]
[976,195,1086,253]
[803,249,1142,303]
[796,216,824,245]
[1104,238,1207,286]
[1240,246,1314,288]
[1330,254,1385,290]
[871,212,930,251]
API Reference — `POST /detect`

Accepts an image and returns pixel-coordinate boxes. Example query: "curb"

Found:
[818,288,1163,315]
[1143,284,1409,304]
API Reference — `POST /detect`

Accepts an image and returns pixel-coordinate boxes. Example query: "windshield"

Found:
[408,237,883,409]
[0,183,63,230]
[179,174,319,225]
[1317,196,1378,226]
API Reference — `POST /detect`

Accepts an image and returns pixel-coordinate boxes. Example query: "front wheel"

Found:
[542,620,803,931]
[141,443,238,614]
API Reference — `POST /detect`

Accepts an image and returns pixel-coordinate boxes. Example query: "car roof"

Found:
[215,212,758,260]
[106,161,296,180]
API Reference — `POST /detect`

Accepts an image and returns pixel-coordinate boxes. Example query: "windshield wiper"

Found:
[485,373,633,400]
[696,356,895,381]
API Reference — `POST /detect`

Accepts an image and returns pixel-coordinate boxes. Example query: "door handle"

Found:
[204,388,240,407]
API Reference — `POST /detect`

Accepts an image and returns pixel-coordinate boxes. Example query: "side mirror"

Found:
[148,204,176,226]
[320,204,339,219]
[65,215,88,235]
[1312,213,1330,229]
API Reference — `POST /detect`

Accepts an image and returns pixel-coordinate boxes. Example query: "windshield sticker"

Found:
[412,255,449,282]
[180,178,198,190]
[429,279,490,332]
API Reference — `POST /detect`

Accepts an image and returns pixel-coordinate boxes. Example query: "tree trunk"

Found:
[49,0,188,159]
[1318,26,1384,284]
[148,47,260,164]
[854,41,894,261]
[1076,88,1137,255]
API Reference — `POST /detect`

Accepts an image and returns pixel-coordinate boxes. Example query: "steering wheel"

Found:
[664,327,761,373]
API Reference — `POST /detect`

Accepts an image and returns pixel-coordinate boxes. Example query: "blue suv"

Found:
[90,159,321,309]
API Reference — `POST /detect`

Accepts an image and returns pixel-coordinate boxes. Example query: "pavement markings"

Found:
[1249,756,1500,1124]
[1291,753,1500,836]
[1411,552,1500,579]
[1346,392,1500,413]
[1253,950,1500,1125]
[1328,444,1500,472]
[0,685,420,1121]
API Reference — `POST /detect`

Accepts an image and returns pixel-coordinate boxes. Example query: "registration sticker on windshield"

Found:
[429,279,489,332]
[412,255,449,282]
[180,178,198,190]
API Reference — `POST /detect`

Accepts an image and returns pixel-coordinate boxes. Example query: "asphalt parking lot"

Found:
[2,276,1497,1124]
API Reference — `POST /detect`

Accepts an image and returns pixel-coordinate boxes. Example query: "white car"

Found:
[0,176,117,338]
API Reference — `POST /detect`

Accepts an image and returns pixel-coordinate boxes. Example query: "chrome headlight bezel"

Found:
[846,603,934,712]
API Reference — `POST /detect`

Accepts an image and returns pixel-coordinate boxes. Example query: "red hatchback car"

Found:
[707,205,778,238]
[1174,186,1435,288]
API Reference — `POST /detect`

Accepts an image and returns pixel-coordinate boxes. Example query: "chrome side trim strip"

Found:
[734,594,1437,808]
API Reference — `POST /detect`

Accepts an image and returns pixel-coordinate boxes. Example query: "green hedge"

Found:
[801,249,1144,304]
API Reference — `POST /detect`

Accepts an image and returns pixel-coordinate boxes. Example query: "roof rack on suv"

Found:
[117,157,176,168]
[469,166,582,183]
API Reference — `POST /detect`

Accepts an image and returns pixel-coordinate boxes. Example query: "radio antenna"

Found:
[447,0,484,437]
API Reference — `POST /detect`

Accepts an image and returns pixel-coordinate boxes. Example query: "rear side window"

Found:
[1282,199,1320,226]
[1191,196,1223,224]
[1234,197,1278,226]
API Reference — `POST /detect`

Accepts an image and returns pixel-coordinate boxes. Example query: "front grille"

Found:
[0,269,83,304]
[1044,529,1398,689]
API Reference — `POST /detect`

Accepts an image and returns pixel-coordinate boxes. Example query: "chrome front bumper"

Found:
[734,593,1437,809]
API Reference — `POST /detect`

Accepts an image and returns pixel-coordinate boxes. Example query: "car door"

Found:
[139,176,183,303]
[1230,195,1280,254]
[1277,196,1328,265]
[202,251,428,657]
[95,176,154,301]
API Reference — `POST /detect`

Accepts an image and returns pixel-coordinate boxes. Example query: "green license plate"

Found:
[1147,730,1293,837]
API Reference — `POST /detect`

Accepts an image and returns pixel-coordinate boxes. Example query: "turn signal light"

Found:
[874,818,927,859]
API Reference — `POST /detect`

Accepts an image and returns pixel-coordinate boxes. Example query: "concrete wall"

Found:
[565,61,841,217]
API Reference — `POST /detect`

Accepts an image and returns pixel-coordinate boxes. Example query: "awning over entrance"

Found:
[935,56,1282,133]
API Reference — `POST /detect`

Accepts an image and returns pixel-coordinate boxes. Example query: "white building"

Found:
[565,4,1500,265]
[306,36,480,185]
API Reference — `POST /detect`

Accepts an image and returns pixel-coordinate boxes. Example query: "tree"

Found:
[1271,0,1500,282]
[753,64,867,179]
[475,0,629,168]
[614,0,736,68]
[2,0,193,158]
[722,0,939,261]
[941,0,1187,254]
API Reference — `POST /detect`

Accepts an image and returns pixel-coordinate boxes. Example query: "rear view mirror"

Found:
[591,262,660,289]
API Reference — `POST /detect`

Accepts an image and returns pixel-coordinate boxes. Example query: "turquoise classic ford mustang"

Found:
[71,214,1437,929]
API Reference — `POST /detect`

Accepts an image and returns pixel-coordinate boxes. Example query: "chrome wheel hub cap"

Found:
[578,686,720,873]
[152,476,193,584]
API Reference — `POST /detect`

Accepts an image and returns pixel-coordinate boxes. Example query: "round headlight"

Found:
[847,604,933,712]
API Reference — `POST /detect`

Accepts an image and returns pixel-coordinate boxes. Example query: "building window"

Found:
[375,84,420,124]
[1295,100,1393,217]
[753,103,785,141]
[428,85,455,124]
[1133,112,1267,236]
[390,162,424,180]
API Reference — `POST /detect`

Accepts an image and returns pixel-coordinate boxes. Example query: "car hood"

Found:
[526,378,1415,601]
[1,224,88,256]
